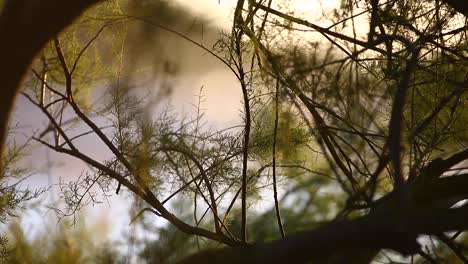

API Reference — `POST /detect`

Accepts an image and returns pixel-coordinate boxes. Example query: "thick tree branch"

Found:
[443,0,468,16]
[180,202,468,264]
[233,7,251,243]
[180,148,468,263]
[388,49,420,190]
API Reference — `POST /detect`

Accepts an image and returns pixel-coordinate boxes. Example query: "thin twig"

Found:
[272,78,285,238]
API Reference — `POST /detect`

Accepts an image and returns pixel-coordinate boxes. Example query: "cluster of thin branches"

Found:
[18,0,468,262]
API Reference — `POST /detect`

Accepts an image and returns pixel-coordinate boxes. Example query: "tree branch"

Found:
[0,0,102,155]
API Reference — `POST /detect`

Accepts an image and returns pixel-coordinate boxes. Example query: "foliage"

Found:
[7,217,124,264]
[0,127,46,262]
[4,0,468,263]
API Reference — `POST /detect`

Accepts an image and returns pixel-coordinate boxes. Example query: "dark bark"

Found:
[444,0,468,16]
[0,0,102,158]
[179,204,468,264]
[179,150,468,264]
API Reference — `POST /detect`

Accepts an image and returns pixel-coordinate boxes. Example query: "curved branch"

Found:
[0,0,102,154]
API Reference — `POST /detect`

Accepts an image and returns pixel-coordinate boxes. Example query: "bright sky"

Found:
[175,0,340,25]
